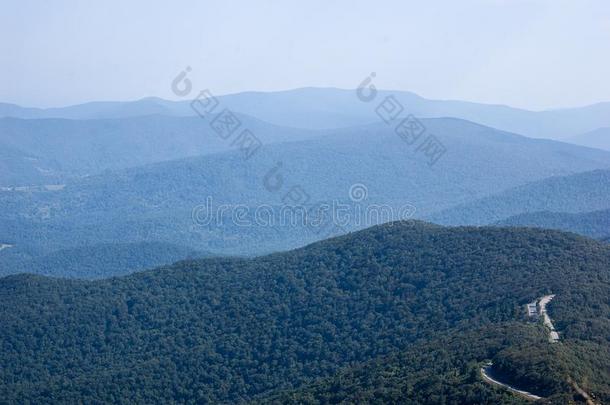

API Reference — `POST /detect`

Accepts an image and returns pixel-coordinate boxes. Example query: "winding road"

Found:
[538,294,559,343]
[479,294,559,401]
[480,362,543,401]
[482,294,598,403]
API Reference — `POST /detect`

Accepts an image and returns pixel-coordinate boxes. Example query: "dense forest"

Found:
[262,324,558,404]
[0,221,608,403]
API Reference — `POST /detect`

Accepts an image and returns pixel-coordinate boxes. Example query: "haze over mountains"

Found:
[1,88,609,282]
[498,208,610,240]
[0,88,610,278]
[2,114,610,279]
[0,242,207,279]
[0,113,319,186]
[568,127,610,151]
[1,89,609,403]
[3,87,610,139]
[5,1,610,403]
[428,170,610,227]
[0,142,61,187]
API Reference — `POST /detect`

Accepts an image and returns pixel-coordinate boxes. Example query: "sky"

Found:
[1,0,609,110]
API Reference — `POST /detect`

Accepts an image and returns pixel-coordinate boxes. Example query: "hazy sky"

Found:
[2,0,609,110]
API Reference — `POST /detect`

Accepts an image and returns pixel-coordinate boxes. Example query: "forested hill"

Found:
[0,222,609,403]
[261,324,550,404]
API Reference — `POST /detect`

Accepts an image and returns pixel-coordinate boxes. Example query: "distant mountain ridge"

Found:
[497,208,610,240]
[566,127,610,151]
[1,118,610,264]
[429,170,610,226]
[3,87,610,139]
[0,242,209,279]
[0,98,176,120]
[0,113,322,185]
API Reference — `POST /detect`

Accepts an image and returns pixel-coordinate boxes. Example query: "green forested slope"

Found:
[264,321,610,404]
[0,222,608,403]
[261,324,551,404]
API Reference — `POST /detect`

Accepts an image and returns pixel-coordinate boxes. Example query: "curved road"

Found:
[538,295,559,343]
[480,362,542,401]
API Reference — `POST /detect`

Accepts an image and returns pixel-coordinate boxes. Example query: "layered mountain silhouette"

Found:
[497,208,610,240]
[567,127,610,151]
[3,88,610,139]
[429,170,610,226]
[0,114,320,185]
[2,118,610,271]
